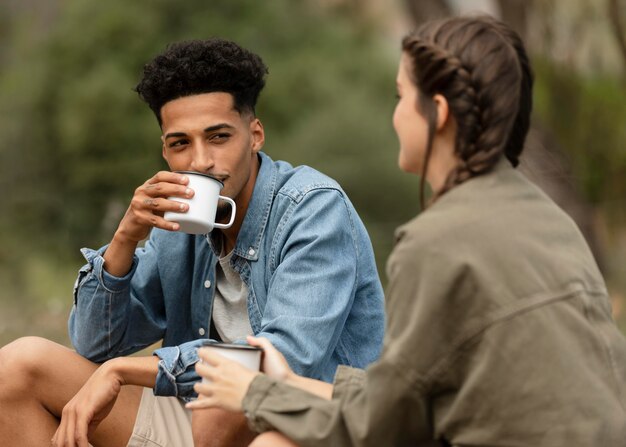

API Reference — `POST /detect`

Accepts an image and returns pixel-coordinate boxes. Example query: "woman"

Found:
[187,15,626,446]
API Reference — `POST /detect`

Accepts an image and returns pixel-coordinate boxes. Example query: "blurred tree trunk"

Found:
[496,0,531,39]
[403,0,606,271]
[403,0,451,25]
[608,0,626,78]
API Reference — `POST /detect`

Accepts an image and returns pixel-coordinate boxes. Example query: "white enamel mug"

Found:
[198,341,262,384]
[163,171,236,234]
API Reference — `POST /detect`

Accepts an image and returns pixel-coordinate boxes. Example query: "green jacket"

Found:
[243,160,626,446]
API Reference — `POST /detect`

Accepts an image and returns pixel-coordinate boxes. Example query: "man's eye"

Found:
[211,133,231,143]
[169,140,187,148]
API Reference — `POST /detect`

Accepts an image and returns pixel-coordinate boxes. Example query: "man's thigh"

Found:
[191,408,256,447]
[0,337,143,446]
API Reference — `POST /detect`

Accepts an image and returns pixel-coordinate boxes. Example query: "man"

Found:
[0,39,385,446]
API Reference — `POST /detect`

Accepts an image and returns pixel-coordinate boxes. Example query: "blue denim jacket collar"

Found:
[207,152,276,262]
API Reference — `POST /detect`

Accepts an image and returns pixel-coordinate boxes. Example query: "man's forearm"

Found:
[102,231,139,277]
[105,355,159,388]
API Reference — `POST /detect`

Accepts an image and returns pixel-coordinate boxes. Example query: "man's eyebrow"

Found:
[204,123,236,133]
[164,123,235,140]
[164,132,188,139]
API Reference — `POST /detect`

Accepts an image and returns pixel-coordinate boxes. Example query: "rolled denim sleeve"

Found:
[75,246,138,295]
[153,337,241,399]
[152,339,212,400]
[69,238,167,362]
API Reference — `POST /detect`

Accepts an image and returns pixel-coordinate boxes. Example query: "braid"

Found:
[489,22,534,167]
[402,16,532,204]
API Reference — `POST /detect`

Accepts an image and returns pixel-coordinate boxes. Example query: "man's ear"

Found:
[250,118,265,153]
[433,94,450,131]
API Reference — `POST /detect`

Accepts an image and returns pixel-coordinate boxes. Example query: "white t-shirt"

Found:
[211,250,253,343]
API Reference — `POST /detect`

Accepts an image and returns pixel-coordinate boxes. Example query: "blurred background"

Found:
[1,0,625,347]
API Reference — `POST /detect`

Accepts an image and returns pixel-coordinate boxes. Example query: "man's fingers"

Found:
[131,210,181,232]
[132,195,189,214]
[66,413,77,447]
[54,409,68,446]
[140,197,189,213]
[74,416,91,447]
[142,183,194,199]
[148,171,190,186]
[120,171,196,238]
[138,171,194,202]
[56,408,75,447]
[143,171,193,199]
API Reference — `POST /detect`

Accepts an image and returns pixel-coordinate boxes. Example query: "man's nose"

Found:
[189,143,215,173]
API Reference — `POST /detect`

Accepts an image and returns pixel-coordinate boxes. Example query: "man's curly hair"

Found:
[135,38,268,124]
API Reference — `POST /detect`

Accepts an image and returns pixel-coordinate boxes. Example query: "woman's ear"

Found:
[433,94,450,131]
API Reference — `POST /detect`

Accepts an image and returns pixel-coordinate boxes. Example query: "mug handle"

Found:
[213,196,237,229]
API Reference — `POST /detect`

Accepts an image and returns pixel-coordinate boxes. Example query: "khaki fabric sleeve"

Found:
[331,365,365,400]
[243,360,432,447]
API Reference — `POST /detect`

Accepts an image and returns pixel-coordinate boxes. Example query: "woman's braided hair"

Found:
[402,15,534,205]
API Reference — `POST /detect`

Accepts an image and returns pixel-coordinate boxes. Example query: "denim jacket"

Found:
[69,152,385,399]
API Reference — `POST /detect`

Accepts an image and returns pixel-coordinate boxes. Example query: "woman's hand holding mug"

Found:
[187,336,295,412]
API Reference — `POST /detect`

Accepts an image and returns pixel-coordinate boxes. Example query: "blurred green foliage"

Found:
[0,0,419,344]
[534,58,626,208]
[533,58,626,331]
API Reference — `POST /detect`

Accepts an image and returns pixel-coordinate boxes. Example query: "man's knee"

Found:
[0,336,59,395]
[249,432,299,447]
[248,434,270,447]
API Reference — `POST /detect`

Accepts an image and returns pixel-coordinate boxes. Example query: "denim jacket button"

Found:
[198,328,206,336]
[248,248,255,256]
[204,280,211,288]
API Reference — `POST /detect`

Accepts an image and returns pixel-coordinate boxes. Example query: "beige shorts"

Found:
[127,388,194,447]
